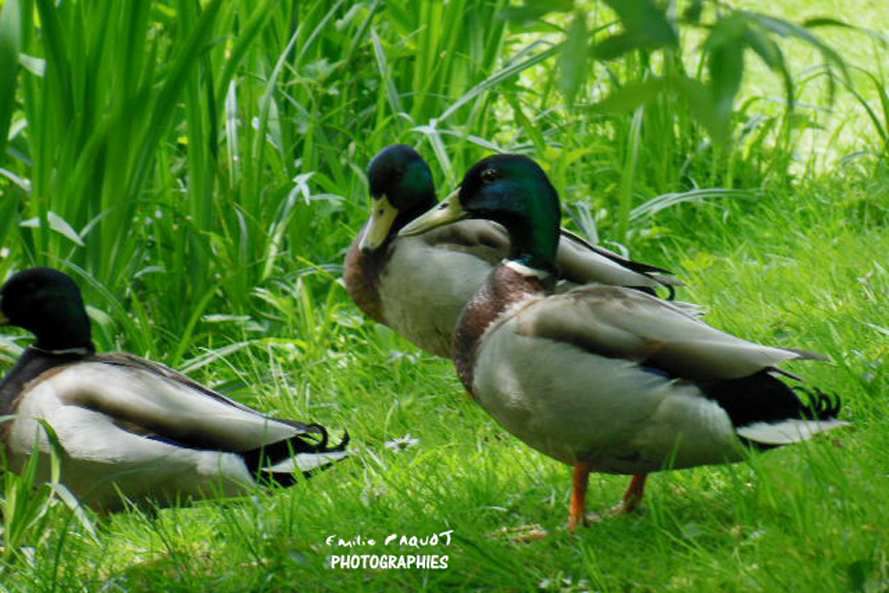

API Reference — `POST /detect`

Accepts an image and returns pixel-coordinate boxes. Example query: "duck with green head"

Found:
[344,144,689,358]
[400,154,848,531]
[0,268,348,512]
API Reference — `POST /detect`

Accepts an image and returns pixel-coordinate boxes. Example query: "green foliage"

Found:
[558,12,588,104]
[841,66,889,158]
[593,0,677,59]
[1,419,96,563]
[0,0,21,162]
[0,0,541,352]
[507,0,861,147]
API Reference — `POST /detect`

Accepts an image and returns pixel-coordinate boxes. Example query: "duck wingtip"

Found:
[785,347,831,362]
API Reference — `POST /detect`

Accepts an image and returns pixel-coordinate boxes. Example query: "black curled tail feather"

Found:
[701,369,842,431]
[301,422,329,449]
[702,370,845,451]
[330,429,350,452]
[241,424,350,487]
[792,385,843,420]
[276,420,328,448]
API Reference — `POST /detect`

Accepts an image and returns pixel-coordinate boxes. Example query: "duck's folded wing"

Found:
[556,229,683,293]
[97,353,269,415]
[514,285,825,381]
[423,220,685,295]
[422,219,509,265]
[49,354,326,452]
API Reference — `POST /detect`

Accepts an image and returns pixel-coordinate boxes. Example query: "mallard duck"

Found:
[0,268,348,512]
[344,144,691,358]
[400,154,847,531]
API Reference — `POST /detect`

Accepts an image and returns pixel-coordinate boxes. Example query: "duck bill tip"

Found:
[399,188,466,237]
[359,196,399,252]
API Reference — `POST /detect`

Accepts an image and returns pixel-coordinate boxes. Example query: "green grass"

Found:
[1,0,888,591]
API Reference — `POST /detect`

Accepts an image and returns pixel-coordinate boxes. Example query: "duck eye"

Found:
[480,169,498,183]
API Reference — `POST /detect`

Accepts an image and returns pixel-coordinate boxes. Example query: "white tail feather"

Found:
[263,450,349,474]
[736,419,849,446]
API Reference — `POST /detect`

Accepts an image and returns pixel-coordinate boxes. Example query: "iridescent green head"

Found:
[400,154,561,272]
[0,267,95,353]
[359,145,437,252]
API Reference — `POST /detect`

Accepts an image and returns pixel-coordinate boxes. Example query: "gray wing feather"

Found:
[52,356,314,451]
[515,285,823,381]
[420,220,508,265]
[557,229,683,288]
[422,221,684,293]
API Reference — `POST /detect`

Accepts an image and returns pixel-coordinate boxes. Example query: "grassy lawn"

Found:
[1,1,887,591]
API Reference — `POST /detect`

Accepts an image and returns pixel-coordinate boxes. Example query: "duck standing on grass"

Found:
[345,144,693,358]
[0,268,348,512]
[400,154,848,532]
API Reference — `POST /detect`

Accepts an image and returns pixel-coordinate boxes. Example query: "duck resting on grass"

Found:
[0,268,348,512]
[399,154,848,532]
[345,144,695,358]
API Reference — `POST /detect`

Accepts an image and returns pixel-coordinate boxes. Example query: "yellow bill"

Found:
[398,188,467,237]
[359,196,400,252]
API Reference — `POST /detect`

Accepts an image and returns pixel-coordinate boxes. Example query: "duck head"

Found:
[400,154,562,273]
[0,267,95,353]
[359,144,437,252]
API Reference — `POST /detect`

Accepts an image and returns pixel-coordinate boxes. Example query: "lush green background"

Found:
[0,0,887,591]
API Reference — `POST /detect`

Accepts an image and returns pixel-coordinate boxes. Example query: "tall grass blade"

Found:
[371,27,406,119]
[0,0,21,163]
[630,188,755,221]
[438,42,561,123]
